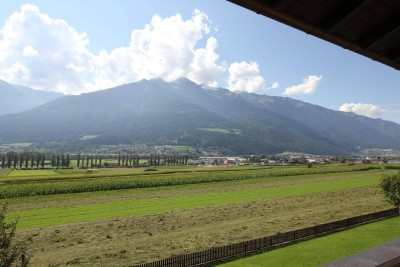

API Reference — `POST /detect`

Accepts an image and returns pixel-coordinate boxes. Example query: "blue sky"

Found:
[0,1,399,123]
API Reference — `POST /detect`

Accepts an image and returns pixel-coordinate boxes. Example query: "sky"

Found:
[0,1,399,123]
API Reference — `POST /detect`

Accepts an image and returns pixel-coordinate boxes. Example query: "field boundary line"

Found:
[132,208,399,267]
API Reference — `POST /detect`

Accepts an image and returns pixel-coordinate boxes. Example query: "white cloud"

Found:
[23,46,39,57]
[120,10,211,81]
[0,4,92,94]
[283,75,322,95]
[188,37,226,87]
[0,5,265,94]
[269,81,279,89]
[339,103,386,118]
[227,61,266,93]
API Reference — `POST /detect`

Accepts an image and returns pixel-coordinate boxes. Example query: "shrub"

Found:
[0,202,29,267]
[144,168,158,172]
[380,172,400,206]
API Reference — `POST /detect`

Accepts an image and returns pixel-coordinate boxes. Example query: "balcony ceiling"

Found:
[228,0,400,70]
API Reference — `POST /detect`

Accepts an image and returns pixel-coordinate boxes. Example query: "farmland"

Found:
[221,216,400,267]
[0,168,11,177]
[1,164,398,266]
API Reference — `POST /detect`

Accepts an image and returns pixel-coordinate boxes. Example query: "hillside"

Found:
[0,78,399,155]
[0,80,63,115]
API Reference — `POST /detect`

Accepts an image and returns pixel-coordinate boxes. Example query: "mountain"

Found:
[0,80,63,115]
[0,78,399,155]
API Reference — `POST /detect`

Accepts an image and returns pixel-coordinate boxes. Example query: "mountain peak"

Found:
[173,77,197,85]
[0,79,10,87]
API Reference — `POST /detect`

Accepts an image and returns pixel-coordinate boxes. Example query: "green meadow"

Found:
[221,216,400,267]
[0,164,396,266]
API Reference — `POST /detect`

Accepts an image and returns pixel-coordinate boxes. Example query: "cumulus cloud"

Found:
[188,36,226,87]
[339,103,386,118]
[227,61,266,93]
[23,46,39,57]
[0,4,92,94]
[283,75,322,95]
[0,5,267,94]
[269,81,279,90]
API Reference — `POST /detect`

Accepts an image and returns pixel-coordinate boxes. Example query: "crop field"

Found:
[221,216,400,266]
[2,164,397,266]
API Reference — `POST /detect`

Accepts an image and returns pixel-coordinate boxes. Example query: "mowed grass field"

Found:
[1,164,397,266]
[221,216,400,267]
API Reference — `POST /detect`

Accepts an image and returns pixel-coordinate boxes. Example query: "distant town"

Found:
[1,142,399,169]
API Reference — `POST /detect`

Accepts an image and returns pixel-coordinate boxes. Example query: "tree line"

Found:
[0,152,189,169]
[0,152,71,169]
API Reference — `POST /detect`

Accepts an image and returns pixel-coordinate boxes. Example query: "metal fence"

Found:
[133,208,399,267]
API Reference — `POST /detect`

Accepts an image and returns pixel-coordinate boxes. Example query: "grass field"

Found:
[3,164,396,266]
[79,135,100,140]
[221,216,400,267]
[198,128,241,135]
[0,142,32,148]
[0,168,11,177]
[156,145,196,152]
[9,172,382,229]
[7,169,59,177]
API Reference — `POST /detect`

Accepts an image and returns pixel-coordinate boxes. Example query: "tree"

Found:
[0,202,29,267]
[380,172,400,207]
[30,155,34,169]
[13,155,18,169]
[66,154,70,168]
[1,155,5,169]
[41,154,45,169]
[24,155,28,169]
[6,154,11,169]
[77,154,81,168]
[19,155,23,170]
[35,154,40,169]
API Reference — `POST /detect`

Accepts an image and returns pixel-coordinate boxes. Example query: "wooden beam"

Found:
[320,0,369,33]
[387,45,400,61]
[359,15,400,49]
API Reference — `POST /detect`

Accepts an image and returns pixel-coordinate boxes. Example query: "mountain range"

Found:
[0,80,63,115]
[0,78,399,155]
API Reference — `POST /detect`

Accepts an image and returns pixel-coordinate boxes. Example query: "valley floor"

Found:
[4,166,395,266]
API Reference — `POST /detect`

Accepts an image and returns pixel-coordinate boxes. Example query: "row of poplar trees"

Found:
[146,154,188,166]
[0,152,71,169]
[0,152,189,169]
[115,154,188,167]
